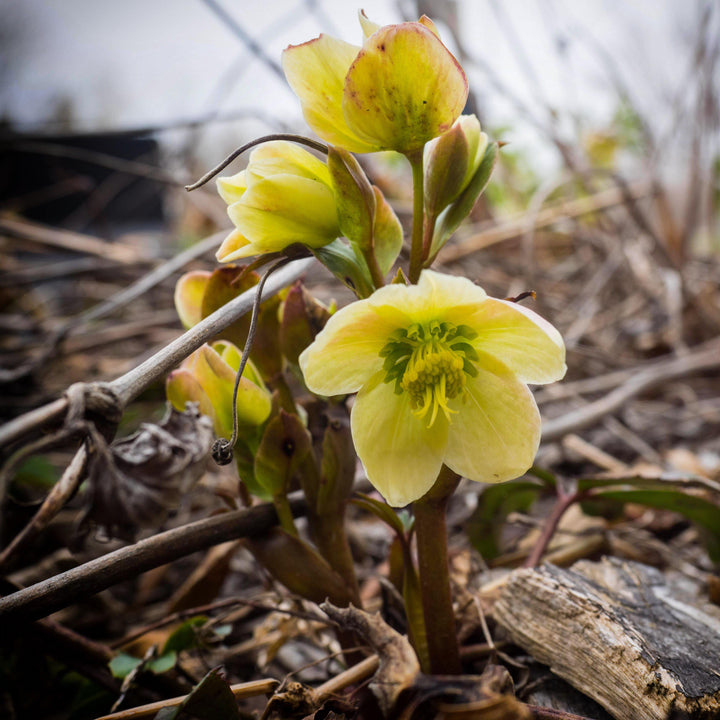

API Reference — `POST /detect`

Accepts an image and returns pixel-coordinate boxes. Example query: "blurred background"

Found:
[1,0,719,461]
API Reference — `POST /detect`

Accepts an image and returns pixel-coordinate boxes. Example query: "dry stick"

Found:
[109,257,314,405]
[0,214,151,264]
[94,679,280,720]
[541,339,720,442]
[0,444,88,568]
[0,256,312,450]
[0,257,313,571]
[0,230,225,386]
[438,180,654,263]
[0,493,308,627]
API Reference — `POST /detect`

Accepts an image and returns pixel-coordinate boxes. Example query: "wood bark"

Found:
[493,557,720,720]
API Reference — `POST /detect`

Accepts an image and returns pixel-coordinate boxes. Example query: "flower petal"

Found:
[228,174,339,252]
[243,141,331,187]
[217,170,247,205]
[466,298,566,384]
[351,372,449,506]
[342,23,468,153]
[282,35,377,154]
[299,300,402,396]
[174,271,209,328]
[392,270,488,324]
[444,351,541,483]
[358,10,381,40]
[216,228,254,262]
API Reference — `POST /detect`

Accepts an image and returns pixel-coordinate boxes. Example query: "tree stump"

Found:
[493,557,720,720]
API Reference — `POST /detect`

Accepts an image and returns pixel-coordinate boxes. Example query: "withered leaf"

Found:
[79,403,214,541]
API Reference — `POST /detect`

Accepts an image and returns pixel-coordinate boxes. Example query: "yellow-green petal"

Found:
[466,298,566,385]
[174,271,210,329]
[351,372,449,506]
[299,300,403,396]
[393,270,488,324]
[217,170,247,205]
[342,23,468,153]
[166,369,215,421]
[358,10,381,40]
[228,174,339,252]
[444,352,541,483]
[282,34,377,154]
[243,141,331,187]
[216,228,254,262]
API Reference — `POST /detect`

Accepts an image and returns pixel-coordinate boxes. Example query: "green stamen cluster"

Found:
[379,320,479,426]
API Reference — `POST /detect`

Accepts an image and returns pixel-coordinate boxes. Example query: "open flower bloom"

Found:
[300,271,566,506]
[167,341,272,439]
[282,13,468,154]
[216,141,340,262]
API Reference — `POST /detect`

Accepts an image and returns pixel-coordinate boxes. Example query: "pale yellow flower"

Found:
[216,141,340,262]
[167,341,271,439]
[282,12,468,155]
[300,271,566,506]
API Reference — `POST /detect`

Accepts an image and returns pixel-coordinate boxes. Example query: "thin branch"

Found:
[0,493,308,627]
[109,257,313,405]
[0,257,314,450]
[541,339,720,442]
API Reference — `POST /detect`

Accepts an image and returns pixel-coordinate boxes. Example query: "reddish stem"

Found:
[523,489,583,568]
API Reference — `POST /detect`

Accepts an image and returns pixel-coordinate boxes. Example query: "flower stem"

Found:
[363,247,386,290]
[310,511,360,606]
[407,151,425,284]
[523,488,583,568]
[273,493,299,537]
[413,464,461,674]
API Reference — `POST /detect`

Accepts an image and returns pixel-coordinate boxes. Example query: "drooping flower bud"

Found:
[216,141,341,262]
[166,341,271,440]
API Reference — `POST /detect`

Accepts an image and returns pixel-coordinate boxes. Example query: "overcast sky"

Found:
[0,0,707,172]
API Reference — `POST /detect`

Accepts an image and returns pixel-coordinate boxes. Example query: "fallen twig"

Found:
[0,494,308,627]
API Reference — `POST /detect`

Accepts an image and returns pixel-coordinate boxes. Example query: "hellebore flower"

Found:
[282,12,468,155]
[300,271,566,506]
[216,141,340,262]
[167,341,272,439]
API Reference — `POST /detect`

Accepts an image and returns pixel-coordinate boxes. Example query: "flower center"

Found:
[379,320,479,427]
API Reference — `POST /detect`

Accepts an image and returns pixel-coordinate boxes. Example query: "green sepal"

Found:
[310,239,375,298]
[372,185,403,275]
[429,142,498,261]
[328,146,376,252]
[254,410,312,497]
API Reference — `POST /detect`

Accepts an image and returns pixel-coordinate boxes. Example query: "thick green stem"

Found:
[413,465,461,674]
[407,151,425,284]
[272,493,299,537]
[422,212,437,265]
[310,510,360,606]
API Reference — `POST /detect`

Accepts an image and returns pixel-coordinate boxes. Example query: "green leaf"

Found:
[247,528,354,606]
[466,480,544,560]
[162,616,208,654]
[352,493,406,537]
[586,487,720,562]
[147,651,177,674]
[108,653,141,679]
[155,667,241,720]
[310,239,374,298]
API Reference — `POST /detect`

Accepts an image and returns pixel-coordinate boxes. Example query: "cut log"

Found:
[493,557,720,720]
